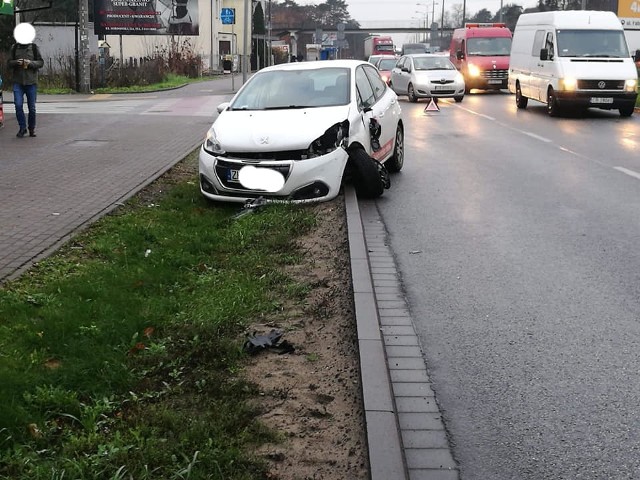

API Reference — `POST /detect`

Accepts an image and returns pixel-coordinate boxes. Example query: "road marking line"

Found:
[614,167,640,180]
[523,131,552,142]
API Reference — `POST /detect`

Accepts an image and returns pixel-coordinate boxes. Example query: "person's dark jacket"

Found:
[7,43,44,86]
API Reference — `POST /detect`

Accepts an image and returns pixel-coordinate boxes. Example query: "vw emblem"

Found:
[260,136,269,144]
[598,81,606,89]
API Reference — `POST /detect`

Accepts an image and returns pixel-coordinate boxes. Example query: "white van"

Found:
[508,10,638,117]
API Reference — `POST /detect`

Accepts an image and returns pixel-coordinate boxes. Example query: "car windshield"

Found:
[556,29,629,58]
[229,68,351,110]
[413,57,455,70]
[377,59,397,70]
[467,37,511,56]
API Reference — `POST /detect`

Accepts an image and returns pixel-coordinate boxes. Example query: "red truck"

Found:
[364,35,395,60]
[449,23,512,92]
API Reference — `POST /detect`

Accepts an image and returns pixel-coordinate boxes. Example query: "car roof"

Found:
[259,59,369,73]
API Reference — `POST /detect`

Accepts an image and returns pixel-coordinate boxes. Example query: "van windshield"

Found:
[556,29,629,58]
[467,37,511,56]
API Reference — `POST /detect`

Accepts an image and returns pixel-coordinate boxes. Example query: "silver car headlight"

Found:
[203,126,225,155]
[301,121,349,160]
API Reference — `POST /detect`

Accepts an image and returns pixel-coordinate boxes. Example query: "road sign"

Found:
[0,0,14,16]
[221,7,235,25]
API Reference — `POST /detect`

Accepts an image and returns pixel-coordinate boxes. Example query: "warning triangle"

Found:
[424,98,440,112]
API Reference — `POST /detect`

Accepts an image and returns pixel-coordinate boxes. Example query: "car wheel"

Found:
[349,149,385,199]
[515,83,528,109]
[547,88,561,117]
[386,125,404,173]
[454,95,464,103]
[408,83,418,103]
[619,105,634,117]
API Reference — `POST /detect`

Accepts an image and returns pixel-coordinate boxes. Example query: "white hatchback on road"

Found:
[199,59,404,203]
[390,54,466,103]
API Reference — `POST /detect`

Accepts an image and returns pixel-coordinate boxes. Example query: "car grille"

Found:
[481,69,508,79]
[576,80,625,90]
[215,159,291,190]
[430,79,455,85]
[219,150,307,161]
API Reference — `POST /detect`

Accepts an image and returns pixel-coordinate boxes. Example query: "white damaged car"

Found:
[199,59,404,203]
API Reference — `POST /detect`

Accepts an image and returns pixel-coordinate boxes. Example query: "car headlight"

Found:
[467,64,480,77]
[203,127,225,155]
[560,77,577,91]
[301,121,349,160]
[625,79,637,92]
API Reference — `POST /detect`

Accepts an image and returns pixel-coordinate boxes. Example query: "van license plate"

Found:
[487,79,503,84]
[590,97,613,104]
[228,169,240,182]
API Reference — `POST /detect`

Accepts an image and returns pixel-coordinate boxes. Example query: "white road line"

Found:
[522,131,552,142]
[614,166,640,181]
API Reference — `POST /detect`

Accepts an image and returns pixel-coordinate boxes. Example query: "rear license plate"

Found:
[487,79,503,84]
[228,169,240,182]
[590,97,613,104]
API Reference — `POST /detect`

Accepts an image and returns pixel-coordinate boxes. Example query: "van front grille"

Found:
[481,69,508,79]
[577,80,625,90]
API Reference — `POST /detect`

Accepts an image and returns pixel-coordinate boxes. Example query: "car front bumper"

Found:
[198,145,349,203]
[414,83,465,98]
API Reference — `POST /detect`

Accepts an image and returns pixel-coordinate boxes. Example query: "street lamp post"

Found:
[417,2,438,44]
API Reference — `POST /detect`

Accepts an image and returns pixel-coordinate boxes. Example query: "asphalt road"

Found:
[375,92,640,480]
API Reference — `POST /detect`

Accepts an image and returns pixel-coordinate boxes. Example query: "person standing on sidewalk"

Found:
[7,23,43,138]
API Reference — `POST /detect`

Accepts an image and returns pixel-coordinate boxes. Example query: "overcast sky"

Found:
[295,0,538,45]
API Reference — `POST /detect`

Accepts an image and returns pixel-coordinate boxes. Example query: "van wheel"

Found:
[619,105,634,117]
[386,125,404,172]
[547,88,561,117]
[349,149,385,198]
[408,84,418,103]
[515,83,528,109]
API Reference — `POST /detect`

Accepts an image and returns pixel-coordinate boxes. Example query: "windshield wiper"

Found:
[264,105,315,110]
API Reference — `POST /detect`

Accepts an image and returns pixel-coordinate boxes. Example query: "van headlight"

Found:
[624,79,637,92]
[203,127,225,155]
[301,121,349,160]
[560,77,577,91]
[467,64,480,77]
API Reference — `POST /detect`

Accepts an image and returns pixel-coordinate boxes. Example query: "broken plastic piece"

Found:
[233,196,268,220]
[243,329,295,355]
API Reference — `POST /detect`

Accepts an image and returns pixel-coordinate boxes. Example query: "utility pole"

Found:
[243,0,249,83]
[77,0,90,93]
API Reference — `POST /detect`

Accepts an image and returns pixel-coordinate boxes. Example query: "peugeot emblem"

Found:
[598,81,606,89]
[260,136,269,144]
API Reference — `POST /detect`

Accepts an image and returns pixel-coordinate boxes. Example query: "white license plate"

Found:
[590,97,613,104]
[487,79,503,84]
[228,169,240,182]
[433,85,449,91]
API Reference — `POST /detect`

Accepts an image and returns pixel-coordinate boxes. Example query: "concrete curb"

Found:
[344,185,408,480]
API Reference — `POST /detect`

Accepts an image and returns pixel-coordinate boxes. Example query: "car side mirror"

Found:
[217,102,230,113]
[540,48,549,61]
[456,50,464,60]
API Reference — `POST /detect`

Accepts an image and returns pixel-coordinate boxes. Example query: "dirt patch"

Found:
[243,195,369,480]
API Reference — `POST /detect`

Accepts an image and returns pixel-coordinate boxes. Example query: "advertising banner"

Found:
[94,0,199,35]
[619,0,640,29]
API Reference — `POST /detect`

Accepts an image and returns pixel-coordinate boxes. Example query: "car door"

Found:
[356,64,398,162]
[392,56,409,94]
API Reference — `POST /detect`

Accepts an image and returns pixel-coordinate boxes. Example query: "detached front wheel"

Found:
[385,125,404,173]
[349,149,385,199]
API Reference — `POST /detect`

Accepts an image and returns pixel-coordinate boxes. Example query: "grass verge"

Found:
[0,149,318,479]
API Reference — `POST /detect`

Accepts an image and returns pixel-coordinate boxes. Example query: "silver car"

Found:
[390,54,465,103]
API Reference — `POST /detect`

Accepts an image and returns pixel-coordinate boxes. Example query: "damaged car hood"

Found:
[214,105,352,151]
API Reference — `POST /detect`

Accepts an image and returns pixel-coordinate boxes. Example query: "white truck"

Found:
[508,10,638,117]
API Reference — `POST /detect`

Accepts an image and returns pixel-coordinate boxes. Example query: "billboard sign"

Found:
[94,0,199,35]
[619,0,640,29]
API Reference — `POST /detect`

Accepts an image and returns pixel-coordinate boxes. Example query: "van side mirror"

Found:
[456,50,464,60]
[634,49,640,61]
[540,48,549,61]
